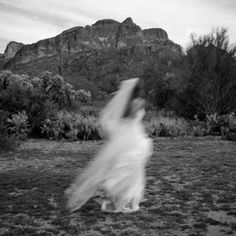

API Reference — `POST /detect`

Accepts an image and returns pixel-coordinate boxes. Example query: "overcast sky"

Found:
[0,0,236,53]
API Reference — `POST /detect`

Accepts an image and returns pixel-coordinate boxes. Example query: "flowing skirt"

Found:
[66,124,152,213]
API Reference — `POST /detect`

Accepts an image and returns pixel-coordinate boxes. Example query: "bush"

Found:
[78,105,100,117]
[0,110,17,150]
[145,115,188,137]
[221,112,236,141]
[190,124,207,137]
[224,132,236,141]
[206,113,236,136]
[7,110,29,140]
[41,110,100,140]
[0,71,92,138]
[75,90,91,103]
[188,115,208,136]
[0,71,34,114]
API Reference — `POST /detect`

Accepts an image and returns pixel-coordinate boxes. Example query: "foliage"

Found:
[142,28,236,120]
[41,110,100,140]
[206,112,236,139]
[41,71,91,108]
[0,71,34,114]
[142,48,190,116]
[7,110,29,140]
[0,110,17,150]
[185,28,236,117]
[78,105,100,117]
[75,90,91,103]
[0,109,30,150]
[0,71,91,138]
[189,121,208,137]
[145,115,189,137]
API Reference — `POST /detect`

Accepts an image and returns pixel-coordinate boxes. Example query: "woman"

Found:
[66,78,153,213]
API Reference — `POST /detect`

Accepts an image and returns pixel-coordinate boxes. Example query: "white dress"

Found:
[100,111,153,212]
[66,78,153,213]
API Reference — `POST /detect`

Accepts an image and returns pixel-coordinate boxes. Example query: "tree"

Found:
[142,48,188,112]
[186,28,236,116]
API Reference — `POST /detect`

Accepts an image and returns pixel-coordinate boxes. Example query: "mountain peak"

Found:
[93,19,119,27]
[4,41,24,59]
[122,17,133,25]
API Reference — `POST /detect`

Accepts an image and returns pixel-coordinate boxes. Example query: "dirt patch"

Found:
[0,137,236,235]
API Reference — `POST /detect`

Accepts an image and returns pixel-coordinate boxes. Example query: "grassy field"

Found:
[0,137,236,236]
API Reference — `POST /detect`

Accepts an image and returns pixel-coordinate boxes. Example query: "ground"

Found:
[0,137,236,236]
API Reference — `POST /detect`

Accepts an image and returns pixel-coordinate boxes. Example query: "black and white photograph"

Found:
[0,0,236,235]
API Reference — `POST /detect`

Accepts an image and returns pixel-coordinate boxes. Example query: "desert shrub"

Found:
[75,90,91,103]
[0,71,46,135]
[43,73,74,108]
[78,105,100,117]
[0,110,29,150]
[30,76,43,90]
[188,115,208,137]
[41,110,100,140]
[145,116,188,137]
[203,112,236,140]
[224,132,236,142]
[219,112,236,141]
[41,72,91,109]
[206,113,219,135]
[27,94,59,137]
[0,71,34,114]
[206,113,233,136]
[0,71,92,138]
[0,110,17,150]
[7,110,29,140]
[190,124,208,137]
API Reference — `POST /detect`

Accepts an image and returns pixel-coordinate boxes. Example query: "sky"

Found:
[0,0,236,53]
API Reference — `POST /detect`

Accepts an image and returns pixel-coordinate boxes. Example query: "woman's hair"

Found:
[122,80,145,118]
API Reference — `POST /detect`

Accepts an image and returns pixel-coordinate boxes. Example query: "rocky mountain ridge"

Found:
[0,17,181,96]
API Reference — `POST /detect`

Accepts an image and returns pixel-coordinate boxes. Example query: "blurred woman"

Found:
[66,78,153,213]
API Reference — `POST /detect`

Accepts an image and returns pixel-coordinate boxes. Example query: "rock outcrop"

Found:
[0,53,5,68]
[4,41,24,59]
[1,17,181,95]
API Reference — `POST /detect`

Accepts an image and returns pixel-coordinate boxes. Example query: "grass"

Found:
[0,137,236,236]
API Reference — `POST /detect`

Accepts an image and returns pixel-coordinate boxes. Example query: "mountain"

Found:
[0,17,181,97]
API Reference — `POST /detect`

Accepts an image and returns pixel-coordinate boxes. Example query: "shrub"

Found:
[188,116,208,136]
[7,110,29,140]
[30,76,43,90]
[145,116,188,137]
[0,71,92,138]
[206,113,236,137]
[0,110,17,150]
[41,72,91,109]
[221,112,236,141]
[0,71,34,114]
[41,110,100,140]
[224,132,236,141]
[75,90,91,103]
[206,113,219,135]
[78,105,100,117]
[190,125,207,137]
[27,95,59,137]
